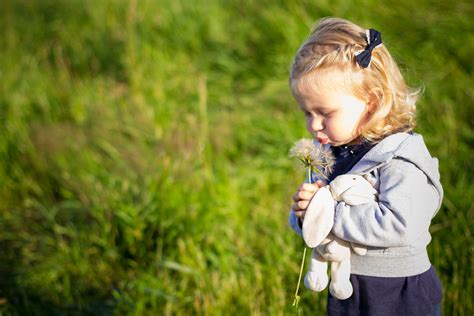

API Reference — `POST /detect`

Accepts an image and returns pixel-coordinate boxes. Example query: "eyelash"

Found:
[304,111,333,117]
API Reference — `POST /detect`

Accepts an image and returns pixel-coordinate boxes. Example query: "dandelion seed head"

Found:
[289,138,335,179]
[289,138,315,162]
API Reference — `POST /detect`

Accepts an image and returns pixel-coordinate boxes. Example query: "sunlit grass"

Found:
[0,0,472,314]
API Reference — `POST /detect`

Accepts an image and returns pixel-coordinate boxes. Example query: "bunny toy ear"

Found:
[302,186,335,248]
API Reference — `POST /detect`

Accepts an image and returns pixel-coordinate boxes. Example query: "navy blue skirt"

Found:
[327,265,443,316]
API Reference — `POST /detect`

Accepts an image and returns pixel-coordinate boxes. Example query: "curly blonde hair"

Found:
[289,17,420,143]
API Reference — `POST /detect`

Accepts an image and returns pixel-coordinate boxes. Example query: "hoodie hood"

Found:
[351,132,444,212]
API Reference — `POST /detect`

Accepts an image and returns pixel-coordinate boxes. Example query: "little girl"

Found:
[288,18,443,315]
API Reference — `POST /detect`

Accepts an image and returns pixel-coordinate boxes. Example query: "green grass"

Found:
[0,0,472,314]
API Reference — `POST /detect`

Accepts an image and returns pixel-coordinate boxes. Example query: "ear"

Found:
[366,94,378,114]
[302,187,335,248]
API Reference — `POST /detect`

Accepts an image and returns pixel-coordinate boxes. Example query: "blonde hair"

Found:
[289,17,420,143]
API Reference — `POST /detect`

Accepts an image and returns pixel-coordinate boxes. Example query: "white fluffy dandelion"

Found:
[289,138,335,181]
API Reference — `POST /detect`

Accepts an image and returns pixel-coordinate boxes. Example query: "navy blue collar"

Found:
[331,141,375,159]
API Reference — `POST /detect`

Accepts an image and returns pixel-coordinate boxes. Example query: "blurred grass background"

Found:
[0,0,472,315]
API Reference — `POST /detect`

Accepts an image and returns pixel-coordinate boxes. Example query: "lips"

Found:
[317,137,329,145]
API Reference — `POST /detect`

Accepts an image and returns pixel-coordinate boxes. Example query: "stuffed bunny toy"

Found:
[301,174,377,300]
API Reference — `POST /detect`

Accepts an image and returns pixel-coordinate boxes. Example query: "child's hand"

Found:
[291,180,326,220]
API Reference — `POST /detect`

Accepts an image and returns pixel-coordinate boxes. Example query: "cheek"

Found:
[325,115,360,139]
[325,116,343,129]
[341,115,361,129]
[342,108,367,130]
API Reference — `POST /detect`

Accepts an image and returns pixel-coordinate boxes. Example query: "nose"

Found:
[308,115,324,132]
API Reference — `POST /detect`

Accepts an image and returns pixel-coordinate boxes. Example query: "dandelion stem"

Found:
[293,166,313,309]
[292,246,307,309]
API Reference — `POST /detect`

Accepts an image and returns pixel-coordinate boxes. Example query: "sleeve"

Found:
[331,159,440,247]
[288,210,303,237]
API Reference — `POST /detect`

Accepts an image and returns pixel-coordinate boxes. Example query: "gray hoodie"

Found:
[289,132,443,277]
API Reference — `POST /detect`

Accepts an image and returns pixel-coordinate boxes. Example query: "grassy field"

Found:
[0,0,472,315]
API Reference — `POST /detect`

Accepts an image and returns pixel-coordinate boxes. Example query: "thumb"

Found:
[315,179,327,188]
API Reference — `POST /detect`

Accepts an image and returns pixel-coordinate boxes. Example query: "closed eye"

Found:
[320,110,335,117]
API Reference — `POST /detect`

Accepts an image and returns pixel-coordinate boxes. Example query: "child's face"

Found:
[293,75,372,146]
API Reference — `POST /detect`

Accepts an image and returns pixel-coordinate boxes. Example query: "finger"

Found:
[315,179,327,187]
[292,200,310,212]
[294,210,306,219]
[301,183,318,192]
[297,200,309,210]
[296,190,315,201]
[295,191,315,202]
[298,182,316,191]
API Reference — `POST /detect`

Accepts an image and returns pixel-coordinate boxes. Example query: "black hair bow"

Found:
[355,29,382,68]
